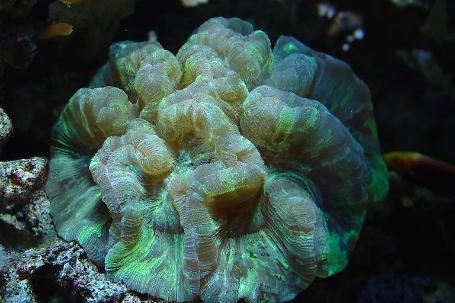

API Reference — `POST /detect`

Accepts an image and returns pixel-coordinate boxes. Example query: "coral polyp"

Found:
[45,17,388,303]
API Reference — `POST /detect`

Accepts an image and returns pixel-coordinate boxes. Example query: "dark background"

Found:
[1,0,454,302]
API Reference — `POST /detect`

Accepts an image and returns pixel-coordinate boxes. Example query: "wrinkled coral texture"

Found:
[46,17,389,303]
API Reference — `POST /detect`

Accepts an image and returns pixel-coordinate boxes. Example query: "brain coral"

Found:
[46,17,389,303]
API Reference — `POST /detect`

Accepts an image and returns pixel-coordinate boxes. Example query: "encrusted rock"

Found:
[0,157,50,246]
[0,240,162,303]
[121,294,164,303]
[0,188,54,247]
[1,246,37,303]
[1,270,37,303]
[0,213,28,242]
[0,107,12,152]
[15,241,128,303]
[19,190,54,238]
[0,157,47,203]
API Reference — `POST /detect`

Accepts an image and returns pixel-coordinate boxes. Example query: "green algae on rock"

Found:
[45,17,388,303]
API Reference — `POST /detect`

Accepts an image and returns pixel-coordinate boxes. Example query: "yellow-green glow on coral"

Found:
[76,218,105,244]
[46,17,388,303]
[283,41,299,54]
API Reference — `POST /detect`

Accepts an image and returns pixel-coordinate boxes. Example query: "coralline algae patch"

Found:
[45,17,388,303]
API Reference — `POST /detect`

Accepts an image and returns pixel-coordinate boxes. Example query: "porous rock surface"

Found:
[1,241,161,303]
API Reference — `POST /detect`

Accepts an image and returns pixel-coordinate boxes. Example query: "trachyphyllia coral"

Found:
[46,17,389,302]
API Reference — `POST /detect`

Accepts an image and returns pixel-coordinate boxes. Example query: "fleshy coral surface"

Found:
[45,17,388,303]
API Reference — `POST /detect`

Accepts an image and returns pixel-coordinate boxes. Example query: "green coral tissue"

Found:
[45,17,389,303]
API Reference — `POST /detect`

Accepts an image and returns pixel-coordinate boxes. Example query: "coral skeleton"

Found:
[46,17,388,303]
